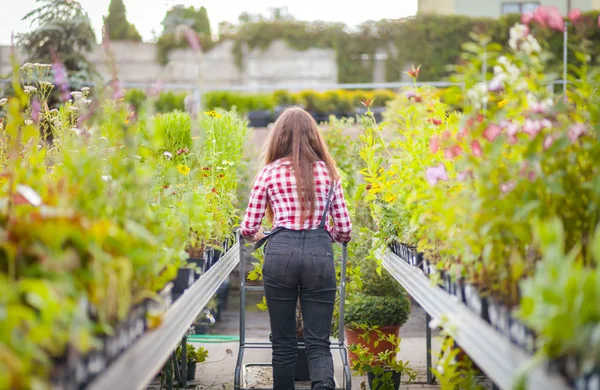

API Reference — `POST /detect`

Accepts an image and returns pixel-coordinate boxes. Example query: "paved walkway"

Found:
[188,290,444,389]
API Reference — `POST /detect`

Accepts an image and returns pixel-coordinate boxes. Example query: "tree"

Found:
[103,0,142,41]
[156,5,213,64]
[17,0,97,91]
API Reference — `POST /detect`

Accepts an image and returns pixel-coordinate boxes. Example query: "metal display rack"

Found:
[87,242,240,390]
[378,248,570,390]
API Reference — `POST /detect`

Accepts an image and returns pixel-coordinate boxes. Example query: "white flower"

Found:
[71,91,83,101]
[24,119,33,125]
[40,81,53,88]
[101,175,112,182]
[81,87,90,93]
[467,82,489,110]
[23,86,37,94]
[0,98,7,106]
[428,318,441,329]
[163,151,173,160]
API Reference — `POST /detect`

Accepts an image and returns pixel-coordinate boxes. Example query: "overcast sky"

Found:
[0,0,418,44]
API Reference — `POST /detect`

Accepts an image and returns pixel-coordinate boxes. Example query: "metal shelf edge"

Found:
[87,242,240,390]
[377,248,570,390]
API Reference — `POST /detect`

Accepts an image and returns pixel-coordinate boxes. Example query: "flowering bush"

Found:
[358,12,600,381]
[0,56,246,387]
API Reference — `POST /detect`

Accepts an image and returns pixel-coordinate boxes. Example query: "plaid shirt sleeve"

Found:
[330,179,352,243]
[240,166,270,237]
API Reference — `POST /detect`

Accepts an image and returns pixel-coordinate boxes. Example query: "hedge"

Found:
[123,89,398,115]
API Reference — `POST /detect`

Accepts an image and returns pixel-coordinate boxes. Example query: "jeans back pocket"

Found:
[310,251,335,280]
[263,250,294,279]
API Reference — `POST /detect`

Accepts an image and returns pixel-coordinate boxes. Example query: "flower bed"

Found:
[357,9,600,388]
[0,59,246,388]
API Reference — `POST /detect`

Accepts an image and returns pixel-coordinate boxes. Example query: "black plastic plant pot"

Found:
[49,355,70,389]
[172,268,195,301]
[128,303,147,342]
[157,282,174,311]
[102,333,120,364]
[204,248,214,271]
[71,351,88,388]
[85,348,107,382]
[187,258,206,280]
[367,371,401,390]
[508,316,536,354]
[116,321,132,355]
[487,300,509,336]
[464,284,485,318]
[583,370,600,390]
[187,362,197,380]
[309,112,329,123]
[248,110,273,128]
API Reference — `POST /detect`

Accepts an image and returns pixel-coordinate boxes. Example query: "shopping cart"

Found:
[234,234,352,390]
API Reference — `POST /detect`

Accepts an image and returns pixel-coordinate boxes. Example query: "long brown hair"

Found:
[262,107,339,222]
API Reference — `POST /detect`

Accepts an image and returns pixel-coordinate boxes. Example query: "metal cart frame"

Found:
[234,236,352,390]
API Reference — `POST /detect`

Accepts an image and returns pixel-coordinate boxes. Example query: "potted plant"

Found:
[344,254,411,365]
[175,344,209,381]
[348,327,417,390]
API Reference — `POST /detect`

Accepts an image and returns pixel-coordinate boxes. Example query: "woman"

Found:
[241,107,352,390]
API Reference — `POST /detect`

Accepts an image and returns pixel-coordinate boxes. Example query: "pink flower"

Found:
[31,97,41,124]
[442,130,452,140]
[543,135,555,150]
[429,136,440,154]
[568,8,582,24]
[483,124,502,142]
[52,61,70,102]
[533,6,549,27]
[500,181,516,194]
[457,170,473,181]
[471,140,482,157]
[185,28,202,52]
[428,118,443,126]
[521,12,534,24]
[111,79,124,100]
[443,145,462,160]
[148,79,164,97]
[405,90,417,100]
[522,119,549,138]
[546,6,565,32]
[501,120,520,144]
[520,162,537,182]
[425,164,449,186]
[598,15,600,28]
[568,123,587,142]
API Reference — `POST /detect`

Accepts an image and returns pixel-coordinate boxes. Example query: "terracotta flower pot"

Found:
[344,325,401,366]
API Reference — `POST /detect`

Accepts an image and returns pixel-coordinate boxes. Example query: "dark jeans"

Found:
[263,229,336,390]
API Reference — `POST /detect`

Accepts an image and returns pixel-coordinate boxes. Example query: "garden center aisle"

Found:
[184,289,445,389]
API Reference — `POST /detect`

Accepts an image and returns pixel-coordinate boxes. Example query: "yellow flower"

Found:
[204,110,222,118]
[498,99,509,108]
[369,183,382,194]
[176,164,191,176]
[385,194,397,203]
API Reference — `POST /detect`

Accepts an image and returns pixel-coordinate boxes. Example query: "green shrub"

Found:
[345,293,410,328]
[155,91,186,113]
[147,111,192,156]
[124,88,147,114]
[372,90,396,108]
[273,90,296,106]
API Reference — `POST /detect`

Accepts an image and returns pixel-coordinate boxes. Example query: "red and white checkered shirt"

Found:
[241,159,352,243]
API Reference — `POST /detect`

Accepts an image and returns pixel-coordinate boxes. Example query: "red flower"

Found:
[429,136,440,154]
[477,114,485,123]
[177,148,190,156]
[471,140,482,157]
[163,185,170,189]
[443,145,462,160]
[202,167,211,171]
[568,8,582,24]
[218,174,225,178]
[483,124,502,142]
[361,99,374,108]
[407,64,421,79]
[211,188,218,194]
[428,118,443,126]
[415,96,423,103]
[365,184,372,191]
